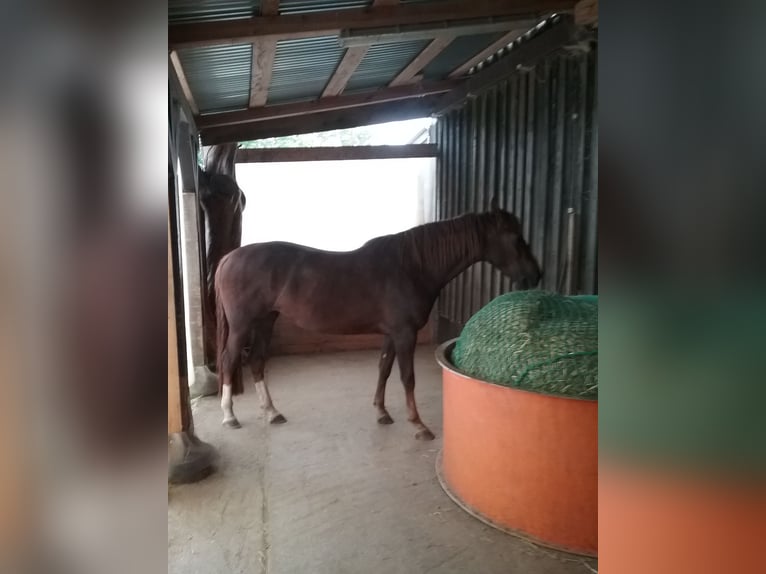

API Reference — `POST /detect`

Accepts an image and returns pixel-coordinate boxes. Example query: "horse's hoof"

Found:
[222,418,241,429]
[415,429,435,441]
[377,413,394,425]
[269,413,287,425]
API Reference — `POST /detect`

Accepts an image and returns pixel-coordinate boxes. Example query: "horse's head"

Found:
[483,198,541,288]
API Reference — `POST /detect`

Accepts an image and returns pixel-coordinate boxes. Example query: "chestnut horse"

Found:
[214,203,541,440]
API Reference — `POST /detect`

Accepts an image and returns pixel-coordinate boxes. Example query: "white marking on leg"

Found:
[221,384,235,422]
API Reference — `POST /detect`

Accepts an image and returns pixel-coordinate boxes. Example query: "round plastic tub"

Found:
[435,339,598,556]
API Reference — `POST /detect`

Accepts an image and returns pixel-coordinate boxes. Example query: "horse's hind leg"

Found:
[393,330,434,441]
[373,336,396,424]
[249,313,286,424]
[221,326,249,428]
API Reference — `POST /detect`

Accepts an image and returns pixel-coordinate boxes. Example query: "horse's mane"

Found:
[204,143,238,177]
[364,213,494,272]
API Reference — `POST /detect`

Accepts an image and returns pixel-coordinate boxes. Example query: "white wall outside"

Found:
[236,158,436,251]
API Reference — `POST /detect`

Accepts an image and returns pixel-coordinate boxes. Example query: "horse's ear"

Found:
[490,195,500,212]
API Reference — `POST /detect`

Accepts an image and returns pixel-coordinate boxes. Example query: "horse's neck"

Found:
[423,218,485,295]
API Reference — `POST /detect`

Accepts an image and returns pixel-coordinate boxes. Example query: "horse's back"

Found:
[219,241,364,296]
[219,241,391,332]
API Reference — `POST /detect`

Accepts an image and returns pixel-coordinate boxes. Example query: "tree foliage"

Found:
[239,126,376,149]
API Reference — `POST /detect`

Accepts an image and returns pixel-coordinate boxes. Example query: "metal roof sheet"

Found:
[178,44,253,113]
[170,2,555,132]
[466,14,567,76]
[279,0,370,14]
[421,32,505,79]
[345,39,430,92]
[168,1,260,23]
[268,36,345,104]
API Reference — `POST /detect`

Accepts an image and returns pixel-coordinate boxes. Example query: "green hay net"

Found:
[452,291,598,399]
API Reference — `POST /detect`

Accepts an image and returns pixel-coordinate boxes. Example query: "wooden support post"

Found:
[168,214,184,435]
[168,195,215,484]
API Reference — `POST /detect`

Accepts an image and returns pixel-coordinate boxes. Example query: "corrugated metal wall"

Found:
[434,43,598,333]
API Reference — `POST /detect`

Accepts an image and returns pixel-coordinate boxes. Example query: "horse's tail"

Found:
[215,261,243,396]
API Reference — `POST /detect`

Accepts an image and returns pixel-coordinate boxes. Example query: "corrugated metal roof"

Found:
[169,1,260,23]
[345,39,430,92]
[467,14,567,76]
[268,36,345,104]
[170,2,556,131]
[279,0,370,14]
[421,32,505,79]
[178,45,252,113]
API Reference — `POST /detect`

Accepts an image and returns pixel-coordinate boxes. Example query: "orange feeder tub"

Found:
[435,340,598,557]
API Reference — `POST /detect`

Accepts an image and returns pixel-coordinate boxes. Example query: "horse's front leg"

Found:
[393,330,434,440]
[373,336,396,424]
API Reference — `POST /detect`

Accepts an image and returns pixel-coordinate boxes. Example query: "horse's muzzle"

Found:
[517,269,542,290]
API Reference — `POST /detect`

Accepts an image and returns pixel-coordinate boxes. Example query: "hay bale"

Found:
[452,291,598,399]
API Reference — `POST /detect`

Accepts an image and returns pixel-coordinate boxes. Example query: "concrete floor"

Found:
[168,346,598,574]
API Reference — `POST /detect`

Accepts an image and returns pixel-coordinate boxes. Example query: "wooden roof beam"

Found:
[448,28,527,78]
[197,80,460,128]
[390,37,454,87]
[249,39,277,107]
[249,1,279,107]
[260,0,280,16]
[438,15,581,112]
[169,0,575,48]
[236,144,437,163]
[200,94,447,145]
[170,50,199,115]
[322,47,369,98]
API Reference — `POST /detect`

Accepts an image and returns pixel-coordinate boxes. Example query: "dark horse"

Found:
[199,144,247,371]
[214,201,541,440]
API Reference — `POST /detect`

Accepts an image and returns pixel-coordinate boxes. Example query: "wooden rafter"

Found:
[249,0,279,107]
[200,94,447,145]
[448,28,528,78]
[261,0,280,15]
[438,16,579,112]
[390,36,454,87]
[198,80,459,128]
[170,50,199,115]
[249,39,277,107]
[169,0,574,48]
[322,47,369,98]
[236,144,437,163]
